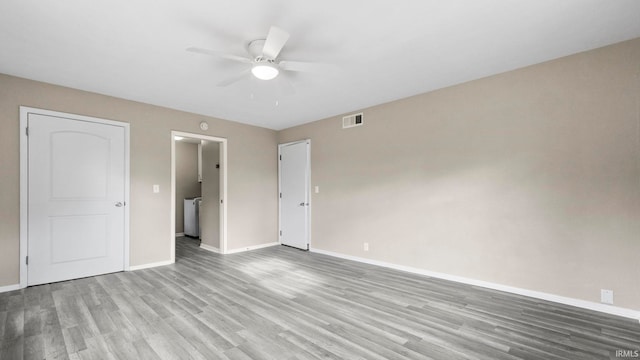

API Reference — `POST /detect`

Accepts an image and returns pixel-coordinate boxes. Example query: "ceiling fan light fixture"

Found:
[251,62,279,80]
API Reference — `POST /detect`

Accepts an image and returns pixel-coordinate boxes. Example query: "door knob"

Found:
[115,202,123,207]
[299,202,308,206]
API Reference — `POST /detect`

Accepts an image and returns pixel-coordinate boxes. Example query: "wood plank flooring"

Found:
[1,237,638,359]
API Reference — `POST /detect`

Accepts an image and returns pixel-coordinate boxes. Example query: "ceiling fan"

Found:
[187,26,318,87]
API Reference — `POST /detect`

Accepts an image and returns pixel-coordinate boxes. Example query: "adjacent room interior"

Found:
[0,1,639,359]
[172,133,225,255]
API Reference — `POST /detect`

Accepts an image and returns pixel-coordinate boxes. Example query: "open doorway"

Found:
[171,131,227,262]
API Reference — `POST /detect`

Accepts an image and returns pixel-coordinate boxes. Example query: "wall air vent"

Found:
[342,113,363,129]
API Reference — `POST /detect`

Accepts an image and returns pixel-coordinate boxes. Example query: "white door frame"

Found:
[19,106,131,289]
[278,139,311,249]
[171,131,228,259]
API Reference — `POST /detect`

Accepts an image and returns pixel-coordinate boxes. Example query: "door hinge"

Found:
[220,199,223,204]
[279,192,282,198]
[25,127,29,136]
[279,230,282,236]
[279,155,282,160]
[25,256,28,265]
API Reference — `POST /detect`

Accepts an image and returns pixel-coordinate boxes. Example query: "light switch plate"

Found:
[153,184,160,193]
[601,289,613,304]
[314,186,319,193]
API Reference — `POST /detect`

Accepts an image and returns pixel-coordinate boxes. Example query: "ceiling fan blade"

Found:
[186,47,252,64]
[262,26,290,59]
[278,60,321,72]
[217,69,251,87]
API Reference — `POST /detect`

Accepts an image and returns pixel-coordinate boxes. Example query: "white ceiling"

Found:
[1,1,640,130]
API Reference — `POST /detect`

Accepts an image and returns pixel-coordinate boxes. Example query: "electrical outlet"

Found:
[363,242,369,251]
[601,289,614,304]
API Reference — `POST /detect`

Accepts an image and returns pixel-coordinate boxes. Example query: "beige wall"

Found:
[279,38,640,310]
[175,141,201,234]
[0,74,278,286]
[200,141,220,249]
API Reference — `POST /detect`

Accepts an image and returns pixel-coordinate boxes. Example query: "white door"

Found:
[27,113,126,285]
[279,140,310,250]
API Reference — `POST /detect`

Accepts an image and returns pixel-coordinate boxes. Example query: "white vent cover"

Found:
[342,113,363,128]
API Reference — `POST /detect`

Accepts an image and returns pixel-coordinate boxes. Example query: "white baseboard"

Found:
[0,284,20,293]
[129,260,174,271]
[175,232,185,237]
[310,248,640,322]
[226,242,280,254]
[200,243,221,254]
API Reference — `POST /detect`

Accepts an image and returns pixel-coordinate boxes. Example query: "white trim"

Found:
[197,143,203,182]
[0,284,20,293]
[278,139,311,250]
[226,242,279,254]
[19,110,28,288]
[220,137,228,253]
[171,131,228,259]
[123,119,131,271]
[128,260,174,271]
[306,140,311,250]
[200,243,221,253]
[19,106,131,288]
[310,248,640,321]
[175,232,185,237]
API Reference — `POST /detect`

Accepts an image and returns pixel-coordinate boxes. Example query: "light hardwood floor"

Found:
[1,237,639,359]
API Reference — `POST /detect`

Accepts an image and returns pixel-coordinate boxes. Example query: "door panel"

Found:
[50,215,108,263]
[279,141,310,250]
[28,113,125,285]
[50,132,109,199]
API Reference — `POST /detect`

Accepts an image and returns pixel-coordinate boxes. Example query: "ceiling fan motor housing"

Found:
[247,39,268,59]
